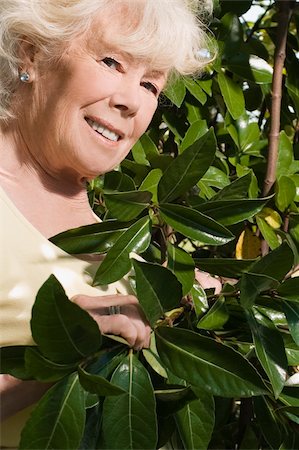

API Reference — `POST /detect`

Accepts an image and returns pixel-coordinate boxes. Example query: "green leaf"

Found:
[50,220,128,254]
[217,71,245,119]
[247,311,288,398]
[164,77,186,107]
[160,204,234,246]
[280,299,299,346]
[93,216,151,285]
[190,283,208,317]
[256,216,280,250]
[132,259,182,327]
[19,373,85,450]
[102,353,158,449]
[254,396,282,448]
[275,176,296,212]
[199,166,230,189]
[175,389,215,450]
[25,347,78,381]
[131,134,159,165]
[31,275,101,364]
[184,78,207,104]
[196,197,268,226]
[155,326,268,397]
[194,258,256,278]
[0,346,34,379]
[240,272,279,310]
[277,278,299,301]
[78,365,126,396]
[225,53,273,84]
[249,241,294,281]
[158,129,216,203]
[212,173,251,200]
[276,132,295,178]
[139,169,162,203]
[167,243,195,296]
[197,296,229,330]
[104,171,135,192]
[180,120,208,152]
[104,190,152,221]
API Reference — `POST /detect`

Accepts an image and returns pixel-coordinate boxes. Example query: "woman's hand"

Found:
[195,269,222,294]
[71,294,151,350]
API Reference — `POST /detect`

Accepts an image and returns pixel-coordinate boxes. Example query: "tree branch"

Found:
[262,1,294,197]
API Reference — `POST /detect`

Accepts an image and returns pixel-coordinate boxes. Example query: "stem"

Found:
[262,1,293,197]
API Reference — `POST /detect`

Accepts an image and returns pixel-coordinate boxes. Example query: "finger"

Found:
[96,315,138,348]
[71,294,138,309]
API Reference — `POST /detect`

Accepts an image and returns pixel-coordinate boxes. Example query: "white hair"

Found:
[0,0,213,121]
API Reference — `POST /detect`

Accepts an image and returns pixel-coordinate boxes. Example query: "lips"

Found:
[85,116,123,142]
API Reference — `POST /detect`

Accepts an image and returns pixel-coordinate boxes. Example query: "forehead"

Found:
[84,1,175,74]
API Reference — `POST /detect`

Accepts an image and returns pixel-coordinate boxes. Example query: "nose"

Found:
[110,77,141,117]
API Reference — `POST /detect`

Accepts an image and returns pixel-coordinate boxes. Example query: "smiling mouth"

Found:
[85,117,122,142]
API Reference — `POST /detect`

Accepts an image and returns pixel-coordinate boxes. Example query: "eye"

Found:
[102,57,121,70]
[141,81,159,96]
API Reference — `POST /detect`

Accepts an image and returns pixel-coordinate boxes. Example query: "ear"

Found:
[18,38,40,82]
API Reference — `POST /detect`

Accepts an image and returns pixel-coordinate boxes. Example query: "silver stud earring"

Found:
[19,72,30,83]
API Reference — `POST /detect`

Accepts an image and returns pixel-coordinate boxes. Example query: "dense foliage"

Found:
[1,0,299,448]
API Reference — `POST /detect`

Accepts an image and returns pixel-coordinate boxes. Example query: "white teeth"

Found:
[86,118,120,142]
[101,128,119,142]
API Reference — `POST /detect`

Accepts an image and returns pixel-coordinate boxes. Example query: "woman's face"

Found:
[17,17,167,182]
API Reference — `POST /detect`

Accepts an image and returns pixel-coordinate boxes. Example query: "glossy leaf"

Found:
[139,169,162,203]
[102,353,157,449]
[164,77,186,107]
[104,190,152,221]
[25,347,78,382]
[240,272,279,310]
[256,216,280,250]
[184,77,207,104]
[249,241,294,281]
[254,396,282,448]
[155,326,267,397]
[225,53,273,84]
[197,296,229,330]
[199,166,230,189]
[247,311,288,398]
[275,176,296,212]
[217,71,245,119]
[190,283,208,316]
[0,345,34,380]
[160,204,234,246]
[132,133,159,165]
[50,220,128,254]
[158,129,216,203]
[78,365,126,396]
[276,132,295,178]
[19,373,85,450]
[175,388,215,450]
[93,216,151,285]
[277,278,299,301]
[167,242,195,296]
[132,259,182,327]
[104,171,135,192]
[280,299,299,345]
[180,119,209,152]
[212,173,252,200]
[194,257,256,277]
[196,197,268,226]
[31,275,101,364]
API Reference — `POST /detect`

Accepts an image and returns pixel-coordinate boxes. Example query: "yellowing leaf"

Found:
[235,228,261,260]
[258,207,282,229]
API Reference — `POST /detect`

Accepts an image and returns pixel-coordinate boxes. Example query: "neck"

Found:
[0,130,98,238]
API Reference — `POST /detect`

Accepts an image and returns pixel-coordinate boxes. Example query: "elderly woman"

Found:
[0,0,213,446]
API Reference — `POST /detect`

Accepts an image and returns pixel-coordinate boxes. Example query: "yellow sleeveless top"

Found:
[0,186,131,447]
